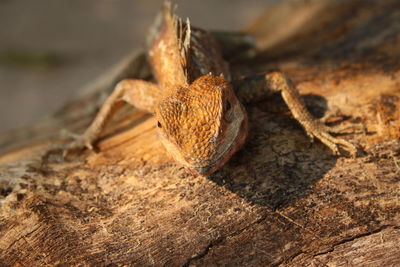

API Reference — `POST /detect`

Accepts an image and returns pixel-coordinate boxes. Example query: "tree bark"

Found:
[1,0,399,266]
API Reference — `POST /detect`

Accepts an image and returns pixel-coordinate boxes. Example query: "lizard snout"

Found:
[191,165,216,176]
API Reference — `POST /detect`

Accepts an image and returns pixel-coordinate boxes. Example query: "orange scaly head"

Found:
[155,74,248,175]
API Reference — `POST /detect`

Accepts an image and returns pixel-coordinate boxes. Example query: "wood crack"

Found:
[312,225,398,257]
[4,224,41,251]
[277,225,399,266]
[182,213,269,267]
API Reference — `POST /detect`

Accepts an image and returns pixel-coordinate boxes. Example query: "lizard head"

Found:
[155,74,248,175]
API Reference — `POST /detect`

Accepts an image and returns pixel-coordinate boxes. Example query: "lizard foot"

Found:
[56,130,96,157]
[304,121,358,157]
[42,133,96,164]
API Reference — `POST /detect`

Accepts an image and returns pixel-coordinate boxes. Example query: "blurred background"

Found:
[0,0,271,133]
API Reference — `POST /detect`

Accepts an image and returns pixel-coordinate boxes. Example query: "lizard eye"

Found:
[224,100,234,122]
[225,100,231,111]
[157,121,162,128]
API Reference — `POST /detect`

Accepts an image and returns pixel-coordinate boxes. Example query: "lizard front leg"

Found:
[234,72,357,156]
[64,79,160,154]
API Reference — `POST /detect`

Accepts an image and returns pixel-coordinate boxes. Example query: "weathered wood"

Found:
[1,0,399,266]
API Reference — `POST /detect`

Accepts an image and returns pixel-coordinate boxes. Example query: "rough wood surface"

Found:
[1,0,400,266]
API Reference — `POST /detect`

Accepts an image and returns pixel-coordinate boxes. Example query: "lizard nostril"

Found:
[157,121,162,128]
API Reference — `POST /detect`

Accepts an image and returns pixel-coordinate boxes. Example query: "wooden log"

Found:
[1,0,399,266]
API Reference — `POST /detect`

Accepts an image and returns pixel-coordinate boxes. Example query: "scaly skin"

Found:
[64,2,357,175]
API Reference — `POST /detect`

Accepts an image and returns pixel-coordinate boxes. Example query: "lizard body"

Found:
[65,2,356,175]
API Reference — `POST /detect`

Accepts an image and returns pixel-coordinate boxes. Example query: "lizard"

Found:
[63,1,357,175]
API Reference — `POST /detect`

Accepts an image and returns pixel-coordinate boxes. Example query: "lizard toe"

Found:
[61,136,95,157]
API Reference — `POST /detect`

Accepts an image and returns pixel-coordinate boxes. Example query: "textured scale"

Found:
[159,76,223,163]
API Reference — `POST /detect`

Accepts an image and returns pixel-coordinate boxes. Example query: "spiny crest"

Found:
[148,1,191,81]
[167,2,191,78]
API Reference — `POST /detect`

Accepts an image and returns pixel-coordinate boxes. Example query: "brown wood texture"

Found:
[1,1,400,266]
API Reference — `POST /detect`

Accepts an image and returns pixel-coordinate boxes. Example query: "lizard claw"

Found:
[60,134,96,158]
[304,122,358,157]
